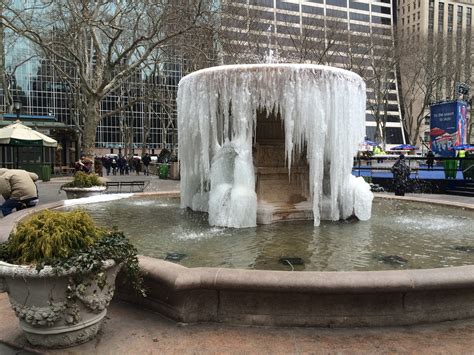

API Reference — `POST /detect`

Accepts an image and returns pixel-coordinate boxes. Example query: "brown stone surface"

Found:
[1,293,474,354]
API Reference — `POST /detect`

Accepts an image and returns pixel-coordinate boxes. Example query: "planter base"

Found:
[62,187,106,199]
[21,310,106,348]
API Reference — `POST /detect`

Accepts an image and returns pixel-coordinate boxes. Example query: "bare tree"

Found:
[1,0,211,156]
[397,32,472,146]
[363,34,398,146]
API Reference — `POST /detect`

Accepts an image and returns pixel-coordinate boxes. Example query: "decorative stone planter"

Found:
[61,186,107,199]
[0,260,120,348]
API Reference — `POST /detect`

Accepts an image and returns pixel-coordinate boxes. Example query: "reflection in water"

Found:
[64,197,474,271]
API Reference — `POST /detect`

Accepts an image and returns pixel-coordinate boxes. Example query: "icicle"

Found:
[177,64,373,228]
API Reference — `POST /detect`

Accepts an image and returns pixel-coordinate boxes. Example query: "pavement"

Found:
[1,173,474,354]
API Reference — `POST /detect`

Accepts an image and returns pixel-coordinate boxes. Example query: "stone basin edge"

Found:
[1,192,473,291]
[2,192,474,327]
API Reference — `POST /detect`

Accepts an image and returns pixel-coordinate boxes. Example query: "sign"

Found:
[429,100,467,157]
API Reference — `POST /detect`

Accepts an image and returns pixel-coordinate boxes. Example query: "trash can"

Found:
[443,159,457,179]
[461,156,474,180]
[41,165,51,182]
[159,164,169,179]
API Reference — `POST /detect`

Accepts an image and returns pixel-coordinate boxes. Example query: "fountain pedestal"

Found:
[254,112,313,224]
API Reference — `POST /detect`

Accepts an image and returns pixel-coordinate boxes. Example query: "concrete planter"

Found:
[0,260,120,348]
[61,186,107,199]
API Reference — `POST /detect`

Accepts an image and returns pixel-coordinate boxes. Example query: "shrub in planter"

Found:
[0,209,144,348]
[61,172,106,199]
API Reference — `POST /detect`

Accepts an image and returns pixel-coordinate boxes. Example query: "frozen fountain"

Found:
[177,64,373,228]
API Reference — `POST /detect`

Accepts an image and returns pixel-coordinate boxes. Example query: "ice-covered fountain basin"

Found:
[178,64,370,227]
[2,193,474,327]
[61,196,474,271]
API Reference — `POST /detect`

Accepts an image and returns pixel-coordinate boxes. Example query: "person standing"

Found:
[426,150,435,170]
[133,157,141,175]
[111,158,117,175]
[391,154,411,196]
[103,157,112,176]
[142,153,151,176]
[0,168,39,216]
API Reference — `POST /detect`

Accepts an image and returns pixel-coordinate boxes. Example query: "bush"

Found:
[0,209,145,296]
[5,209,106,265]
[63,171,104,188]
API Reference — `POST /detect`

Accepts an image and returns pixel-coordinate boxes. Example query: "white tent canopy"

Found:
[0,121,57,147]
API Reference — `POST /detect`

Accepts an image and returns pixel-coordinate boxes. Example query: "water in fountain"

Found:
[177,64,373,228]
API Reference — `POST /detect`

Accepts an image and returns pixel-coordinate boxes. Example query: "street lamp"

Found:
[13,100,22,121]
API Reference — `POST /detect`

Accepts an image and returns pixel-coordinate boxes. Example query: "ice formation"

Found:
[177,64,373,228]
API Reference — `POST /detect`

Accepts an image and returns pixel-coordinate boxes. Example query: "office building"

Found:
[219,0,406,145]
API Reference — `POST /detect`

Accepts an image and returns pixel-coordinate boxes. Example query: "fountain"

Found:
[177,64,373,227]
[2,64,474,331]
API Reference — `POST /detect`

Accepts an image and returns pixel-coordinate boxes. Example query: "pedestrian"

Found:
[391,154,411,196]
[111,158,117,175]
[458,149,466,170]
[118,156,126,176]
[426,150,435,170]
[103,157,111,176]
[142,153,151,176]
[94,157,103,176]
[0,168,39,216]
[133,157,141,175]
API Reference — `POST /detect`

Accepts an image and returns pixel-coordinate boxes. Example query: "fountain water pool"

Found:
[65,196,474,272]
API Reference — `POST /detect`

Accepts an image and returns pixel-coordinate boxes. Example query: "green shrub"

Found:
[5,209,106,265]
[63,171,104,188]
[0,209,145,296]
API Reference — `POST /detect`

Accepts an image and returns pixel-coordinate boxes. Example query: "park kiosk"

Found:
[0,121,57,181]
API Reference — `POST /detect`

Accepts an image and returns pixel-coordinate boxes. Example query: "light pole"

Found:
[13,100,22,121]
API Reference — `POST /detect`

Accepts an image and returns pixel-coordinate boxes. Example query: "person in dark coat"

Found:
[118,156,127,176]
[426,150,435,170]
[111,158,118,176]
[133,157,141,175]
[103,157,112,176]
[142,153,152,176]
[391,154,411,196]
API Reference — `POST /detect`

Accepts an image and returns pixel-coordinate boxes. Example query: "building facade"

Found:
[1,0,408,163]
[396,0,473,144]
[220,0,406,145]
[0,49,184,164]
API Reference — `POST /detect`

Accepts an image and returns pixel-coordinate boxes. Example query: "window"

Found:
[428,0,435,35]
[350,12,370,22]
[350,0,369,11]
[326,0,347,7]
[438,2,444,33]
[448,4,454,34]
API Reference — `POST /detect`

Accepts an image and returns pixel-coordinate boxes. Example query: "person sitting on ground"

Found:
[0,168,39,216]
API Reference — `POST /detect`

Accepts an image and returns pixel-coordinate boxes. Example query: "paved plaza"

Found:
[1,174,474,353]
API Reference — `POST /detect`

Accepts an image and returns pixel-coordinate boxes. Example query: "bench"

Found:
[105,181,148,193]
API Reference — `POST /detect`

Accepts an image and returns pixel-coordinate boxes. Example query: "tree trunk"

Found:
[82,96,101,157]
[0,6,12,113]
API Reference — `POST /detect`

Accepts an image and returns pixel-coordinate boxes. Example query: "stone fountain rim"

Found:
[1,191,473,286]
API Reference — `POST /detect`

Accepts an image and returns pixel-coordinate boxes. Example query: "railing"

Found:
[353,156,474,180]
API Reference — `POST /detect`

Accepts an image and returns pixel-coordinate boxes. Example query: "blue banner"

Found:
[430,101,467,157]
